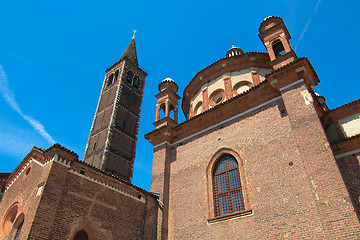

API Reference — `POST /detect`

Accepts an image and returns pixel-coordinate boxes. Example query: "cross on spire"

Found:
[133,30,137,39]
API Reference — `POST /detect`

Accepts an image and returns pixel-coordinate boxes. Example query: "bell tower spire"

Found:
[83,34,147,182]
[120,31,138,66]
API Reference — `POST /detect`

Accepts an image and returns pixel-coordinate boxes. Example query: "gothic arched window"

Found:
[114,70,119,82]
[213,154,245,217]
[133,77,139,88]
[107,74,114,86]
[126,72,134,84]
[13,218,24,240]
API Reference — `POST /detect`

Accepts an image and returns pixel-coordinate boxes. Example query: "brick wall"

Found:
[26,161,157,240]
[336,153,360,220]
[151,82,360,239]
[0,151,158,240]
[0,158,52,240]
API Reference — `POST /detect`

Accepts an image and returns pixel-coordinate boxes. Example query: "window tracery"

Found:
[207,149,252,222]
[213,154,245,217]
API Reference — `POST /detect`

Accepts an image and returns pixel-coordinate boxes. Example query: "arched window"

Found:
[13,217,24,240]
[114,70,119,82]
[107,74,114,86]
[213,154,244,217]
[233,81,253,96]
[272,39,286,57]
[133,77,139,88]
[193,101,203,116]
[74,230,88,240]
[126,72,134,84]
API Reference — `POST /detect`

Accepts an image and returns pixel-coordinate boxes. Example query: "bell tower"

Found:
[83,33,147,182]
[258,16,298,70]
[153,78,180,129]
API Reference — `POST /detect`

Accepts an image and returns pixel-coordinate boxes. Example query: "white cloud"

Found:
[0,64,56,144]
[295,0,322,51]
[0,131,34,159]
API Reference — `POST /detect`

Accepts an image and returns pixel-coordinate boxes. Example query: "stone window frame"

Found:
[209,89,225,107]
[206,148,252,223]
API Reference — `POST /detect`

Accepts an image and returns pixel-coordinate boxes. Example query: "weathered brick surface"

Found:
[0,159,52,240]
[26,161,157,240]
[0,151,158,240]
[151,144,171,239]
[336,153,360,220]
[150,82,360,239]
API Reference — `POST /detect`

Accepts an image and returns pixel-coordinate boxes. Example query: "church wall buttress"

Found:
[150,143,172,240]
[279,80,360,236]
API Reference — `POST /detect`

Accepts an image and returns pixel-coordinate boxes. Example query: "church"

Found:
[0,17,359,239]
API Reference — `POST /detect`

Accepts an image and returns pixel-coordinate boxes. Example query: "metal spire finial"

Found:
[133,30,137,39]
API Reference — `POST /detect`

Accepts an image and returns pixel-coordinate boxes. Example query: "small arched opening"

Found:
[113,70,119,83]
[159,103,166,119]
[133,77,139,89]
[107,74,114,86]
[126,72,134,84]
[272,39,286,57]
[74,230,89,240]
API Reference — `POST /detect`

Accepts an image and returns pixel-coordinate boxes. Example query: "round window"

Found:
[2,203,18,231]
[212,92,224,104]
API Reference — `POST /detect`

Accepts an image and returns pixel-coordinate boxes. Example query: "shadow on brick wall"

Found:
[336,154,360,221]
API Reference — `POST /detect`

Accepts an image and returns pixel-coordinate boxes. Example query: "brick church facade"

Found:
[1,17,360,239]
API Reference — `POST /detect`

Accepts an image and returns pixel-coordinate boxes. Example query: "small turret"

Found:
[259,16,297,70]
[154,78,181,129]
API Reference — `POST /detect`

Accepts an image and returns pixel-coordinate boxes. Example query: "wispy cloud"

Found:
[0,64,56,144]
[295,0,322,51]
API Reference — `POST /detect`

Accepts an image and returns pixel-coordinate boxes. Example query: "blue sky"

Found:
[0,0,359,190]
